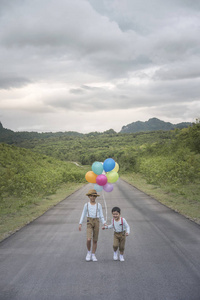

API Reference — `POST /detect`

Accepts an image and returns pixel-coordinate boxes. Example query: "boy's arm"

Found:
[79,204,87,225]
[102,223,113,230]
[99,204,106,224]
[107,224,113,229]
[123,218,130,235]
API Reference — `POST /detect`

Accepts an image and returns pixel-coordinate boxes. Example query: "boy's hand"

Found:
[102,223,107,230]
[79,224,82,231]
[126,232,129,236]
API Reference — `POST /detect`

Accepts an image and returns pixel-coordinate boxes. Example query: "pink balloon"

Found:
[103,183,113,192]
[96,174,107,186]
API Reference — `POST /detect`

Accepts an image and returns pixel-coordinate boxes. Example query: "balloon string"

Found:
[102,190,107,223]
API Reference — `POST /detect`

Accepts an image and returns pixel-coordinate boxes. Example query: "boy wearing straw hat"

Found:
[79,189,106,262]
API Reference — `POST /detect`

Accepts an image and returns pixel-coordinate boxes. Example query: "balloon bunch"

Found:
[85,158,119,193]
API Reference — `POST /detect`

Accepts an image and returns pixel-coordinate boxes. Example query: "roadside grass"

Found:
[121,172,200,225]
[0,182,85,242]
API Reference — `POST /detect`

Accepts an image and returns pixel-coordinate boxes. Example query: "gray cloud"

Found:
[70,88,85,95]
[153,60,200,80]
[0,0,199,132]
[0,74,31,89]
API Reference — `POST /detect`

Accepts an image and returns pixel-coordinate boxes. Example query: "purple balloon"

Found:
[96,174,107,186]
[103,183,113,192]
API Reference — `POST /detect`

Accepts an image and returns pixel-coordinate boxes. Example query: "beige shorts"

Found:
[87,217,99,241]
[113,231,126,252]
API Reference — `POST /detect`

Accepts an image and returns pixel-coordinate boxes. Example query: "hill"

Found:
[0,118,192,145]
[120,118,192,133]
[0,118,193,145]
[0,143,86,199]
[0,121,84,144]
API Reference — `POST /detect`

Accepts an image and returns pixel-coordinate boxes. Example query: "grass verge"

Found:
[121,173,200,225]
[0,182,85,242]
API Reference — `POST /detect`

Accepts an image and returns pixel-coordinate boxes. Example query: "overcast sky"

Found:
[0,0,200,133]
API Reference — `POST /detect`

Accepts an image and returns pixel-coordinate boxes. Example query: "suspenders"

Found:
[87,202,98,218]
[112,217,123,231]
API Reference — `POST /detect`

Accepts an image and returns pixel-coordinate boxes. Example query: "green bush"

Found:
[0,143,86,200]
[138,149,200,185]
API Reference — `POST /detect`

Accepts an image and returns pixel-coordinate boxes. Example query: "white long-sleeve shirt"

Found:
[79,202,106,225]
[106,218,130,234]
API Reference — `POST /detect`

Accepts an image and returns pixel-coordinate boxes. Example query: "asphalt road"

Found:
[0,179,200,300]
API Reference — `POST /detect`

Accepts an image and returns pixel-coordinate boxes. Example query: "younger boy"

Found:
[79,189,106,262]
[102,206,130,261]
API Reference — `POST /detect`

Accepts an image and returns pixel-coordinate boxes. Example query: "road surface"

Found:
[0,179,200,300]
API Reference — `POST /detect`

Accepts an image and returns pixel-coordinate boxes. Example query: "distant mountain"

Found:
[0,122,84,144]
[120,118,192,133]
[0,118,193,145]
[0,122,16,142]
[0,122,117,144]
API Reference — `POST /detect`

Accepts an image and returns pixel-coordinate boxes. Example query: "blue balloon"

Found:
[103,158,115,172]
[94,184,103,192]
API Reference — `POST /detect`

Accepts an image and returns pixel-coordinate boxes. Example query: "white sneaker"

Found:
[91,254,98,261]
[113,251,118,261]
[119,255,125,262]
[86,252,91,261]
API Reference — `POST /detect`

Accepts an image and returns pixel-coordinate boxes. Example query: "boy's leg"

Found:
[119,233,126,261]
[113,233,119,252]
[91,219,99,261]
[113,233,120,260]
[92,218,99,254]
[119,234,126,254]
[87,220,93,251]
[92,240,97,254]
[86,218,93,261]
[87,239,91,251]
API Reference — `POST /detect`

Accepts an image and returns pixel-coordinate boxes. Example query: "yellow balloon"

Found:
[113,162,119,172]
[85,171,97,183]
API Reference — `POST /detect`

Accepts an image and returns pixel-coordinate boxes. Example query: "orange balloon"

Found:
[85,171,97,183]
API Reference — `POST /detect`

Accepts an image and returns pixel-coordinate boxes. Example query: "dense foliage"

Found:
[0,121,200,201]
[13,130,175,166]
[0,143,86,200]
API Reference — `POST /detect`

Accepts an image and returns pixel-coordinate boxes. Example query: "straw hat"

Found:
[86,189,100,197]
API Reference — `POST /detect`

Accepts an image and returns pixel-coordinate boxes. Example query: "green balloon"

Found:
[106,171,119,183]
